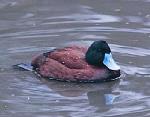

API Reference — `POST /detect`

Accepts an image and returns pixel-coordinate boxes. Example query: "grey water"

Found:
[0,0,150,117]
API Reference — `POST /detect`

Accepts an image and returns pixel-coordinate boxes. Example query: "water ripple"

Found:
[1,27,149,39]
[110,44,150,56]
[8,46,56,53]
[121,65,150,75]
[44,14,121,24]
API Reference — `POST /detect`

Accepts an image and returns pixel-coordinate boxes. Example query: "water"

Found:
[0,0,150,117]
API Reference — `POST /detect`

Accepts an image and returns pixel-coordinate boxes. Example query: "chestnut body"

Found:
[31,44,120,82]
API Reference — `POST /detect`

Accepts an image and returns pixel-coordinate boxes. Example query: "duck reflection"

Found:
[87,89,119,112]
[38,77,120,111]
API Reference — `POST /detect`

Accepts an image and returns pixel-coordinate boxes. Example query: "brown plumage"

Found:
[31,43,120,82]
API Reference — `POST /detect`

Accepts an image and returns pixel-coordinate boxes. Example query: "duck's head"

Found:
[85,40,120,70]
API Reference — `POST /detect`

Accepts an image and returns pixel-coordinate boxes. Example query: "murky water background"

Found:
[0,0,150,117]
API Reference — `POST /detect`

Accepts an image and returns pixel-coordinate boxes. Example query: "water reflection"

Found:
[39,77,120,111]
[87,90,119,113]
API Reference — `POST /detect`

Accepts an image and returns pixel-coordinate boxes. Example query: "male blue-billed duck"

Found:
[29,40,120,82]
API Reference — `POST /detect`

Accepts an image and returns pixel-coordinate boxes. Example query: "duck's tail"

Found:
[13,63,33,71]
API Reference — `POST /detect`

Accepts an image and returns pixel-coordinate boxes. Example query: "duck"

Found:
[30,40,120,82]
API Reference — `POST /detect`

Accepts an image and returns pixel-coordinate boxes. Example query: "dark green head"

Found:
[86,40,120,70]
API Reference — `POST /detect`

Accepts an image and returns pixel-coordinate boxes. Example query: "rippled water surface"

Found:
[0,0,150,117]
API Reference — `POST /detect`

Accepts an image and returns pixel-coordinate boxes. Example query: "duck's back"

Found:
[31,46,110,82]
[47,46,88,69]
